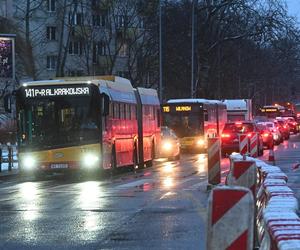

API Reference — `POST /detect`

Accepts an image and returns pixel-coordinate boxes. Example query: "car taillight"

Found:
[221,133,231,138]
[247,133,253,138]
[293,122,297,126]
[263,133,271,137]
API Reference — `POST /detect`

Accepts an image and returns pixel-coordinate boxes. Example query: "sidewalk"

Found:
[0,168,19,179]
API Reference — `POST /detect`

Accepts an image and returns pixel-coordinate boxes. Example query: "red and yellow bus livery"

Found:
[12,76,160,176]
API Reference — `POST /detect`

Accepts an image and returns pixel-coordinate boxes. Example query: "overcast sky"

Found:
[286,0,300,22]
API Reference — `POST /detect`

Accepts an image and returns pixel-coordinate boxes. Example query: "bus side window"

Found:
[131,105,136,120]
[113,103,119,119]
[120,103,124,119]
[126,104,131,120]
[157,109,161,127]
[204,112,208,121]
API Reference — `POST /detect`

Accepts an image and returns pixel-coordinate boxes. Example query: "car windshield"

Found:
[223,123,254,133]
[18,96,100,150]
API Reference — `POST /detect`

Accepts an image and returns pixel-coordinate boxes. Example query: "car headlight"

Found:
[162,141,173,151]
[82,153,99,168]
[22,155,36,170]
[196,139,205,146]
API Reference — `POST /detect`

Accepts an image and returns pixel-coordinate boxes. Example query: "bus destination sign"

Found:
[261,108,278,112]
[162,105,194,112]
[24,86,90,98]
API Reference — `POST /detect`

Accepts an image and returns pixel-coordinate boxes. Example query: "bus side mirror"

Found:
[4,94,12,113]
[101,93,109,116]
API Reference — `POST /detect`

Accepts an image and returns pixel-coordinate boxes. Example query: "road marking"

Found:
[114,178,153,189]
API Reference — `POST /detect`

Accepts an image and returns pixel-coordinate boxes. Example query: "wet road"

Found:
[0,154,230,250]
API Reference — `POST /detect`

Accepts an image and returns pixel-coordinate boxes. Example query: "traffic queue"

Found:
[160,100,299,160]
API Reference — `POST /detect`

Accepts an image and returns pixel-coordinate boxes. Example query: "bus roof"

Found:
[136,87,160,105]
[222,99,248,110]
[167,98,224,105]
[21,76,138,104]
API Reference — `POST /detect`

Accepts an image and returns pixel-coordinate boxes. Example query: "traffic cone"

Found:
[268,148,275,165]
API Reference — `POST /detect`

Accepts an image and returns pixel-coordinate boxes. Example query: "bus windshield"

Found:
[163,113,202,138]
[18,96,100,150]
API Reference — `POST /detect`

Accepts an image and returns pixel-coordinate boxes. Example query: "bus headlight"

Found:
[196,139,205,147]
[22,155,36,170]
[162,141,173,151]
[83,153,99,168]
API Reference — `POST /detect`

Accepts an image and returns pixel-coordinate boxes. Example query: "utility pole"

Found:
[191,0,197,98]
[159,0,163,102]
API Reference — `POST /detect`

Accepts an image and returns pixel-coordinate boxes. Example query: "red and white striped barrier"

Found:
[207,186,255,250]
[227,160,257,196]
[239,134,248,155]
[249,133,258,157]
[229,153,300,250]
[207,137,221,185]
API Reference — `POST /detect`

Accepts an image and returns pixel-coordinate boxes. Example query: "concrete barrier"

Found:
[207,186,254,250]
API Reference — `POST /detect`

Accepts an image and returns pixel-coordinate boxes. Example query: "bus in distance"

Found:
[9,76,160,177]
[162,99,227,152]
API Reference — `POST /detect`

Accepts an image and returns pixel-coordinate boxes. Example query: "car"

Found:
[256,123,274,149]
[283,117,298,134]
[257,121,282,145]
[275,118,290,140]
[221,121,264,156]
[159,126,180,160]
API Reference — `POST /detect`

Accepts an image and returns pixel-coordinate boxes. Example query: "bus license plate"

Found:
[50,163,68,169]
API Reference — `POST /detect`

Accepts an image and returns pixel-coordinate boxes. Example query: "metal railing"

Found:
[0,143,18,172]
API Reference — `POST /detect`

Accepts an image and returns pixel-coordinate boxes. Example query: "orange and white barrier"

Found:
[207,186,254,250]
[207,137,221,185]
[239,134,248,155]
[227,160,257,196]
[249,133,258,158]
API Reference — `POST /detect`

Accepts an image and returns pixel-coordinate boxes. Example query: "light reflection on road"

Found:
[77,181,103,210]
[19,182,40,221]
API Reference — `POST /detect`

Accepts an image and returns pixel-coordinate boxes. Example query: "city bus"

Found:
[162,99,227,151]
[259,105,285,118]
[6,76,160,176]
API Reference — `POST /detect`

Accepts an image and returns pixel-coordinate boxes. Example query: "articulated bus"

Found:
[162,99,227,151]
[8,76,160,176]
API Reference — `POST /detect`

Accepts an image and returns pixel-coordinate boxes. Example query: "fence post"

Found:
[8,145,12,171]
[0,147,2,172]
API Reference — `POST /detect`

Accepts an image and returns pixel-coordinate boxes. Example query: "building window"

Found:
[47,0,56,12]
[92,14,107,27]
[93,41,107,63]
[69,13,83,25]
[69,41,83,55]
[46,55,57,70]
[46,26,56,40]
[116,15,125,28]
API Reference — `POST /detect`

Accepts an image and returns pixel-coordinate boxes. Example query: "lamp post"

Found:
[191,0,197,98]
[159,0,163,102]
